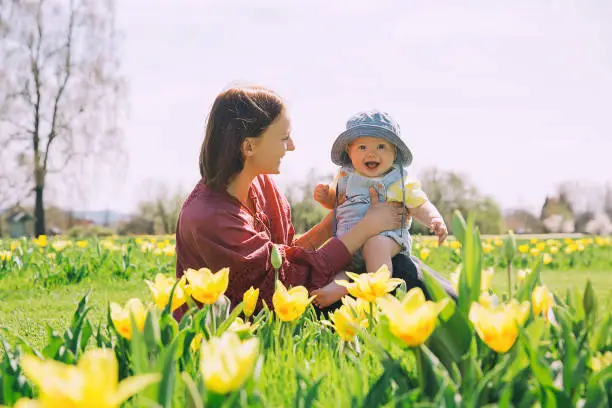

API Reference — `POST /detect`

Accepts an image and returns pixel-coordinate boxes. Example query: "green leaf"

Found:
[519,333,554,389]
[583,280,597,323]
[156,340,178,408]
[451,210,467,245]
[584,364,612,408]
[215,302,245,336]
[143,309,162,351]
[427,311,472,364]
[516,258,542,303]
[457,213,482,315]
[181,372,204,408]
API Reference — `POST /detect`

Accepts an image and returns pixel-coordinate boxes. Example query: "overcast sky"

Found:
[73,0,612,214]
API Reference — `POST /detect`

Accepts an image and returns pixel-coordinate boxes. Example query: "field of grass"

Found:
[0,232,611,407]
[1,267,609,351]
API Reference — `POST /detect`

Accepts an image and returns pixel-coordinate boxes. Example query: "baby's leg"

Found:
[362,235,401,273]
[312,271,349,308]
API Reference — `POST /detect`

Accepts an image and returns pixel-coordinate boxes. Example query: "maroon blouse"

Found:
[174,175,351,319]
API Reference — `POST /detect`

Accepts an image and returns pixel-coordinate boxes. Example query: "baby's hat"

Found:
[331,110,412,166]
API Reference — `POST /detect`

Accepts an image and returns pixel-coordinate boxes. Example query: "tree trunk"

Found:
[34,184,45,237]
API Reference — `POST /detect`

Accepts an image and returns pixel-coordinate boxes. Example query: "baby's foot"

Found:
[312,282,348,308]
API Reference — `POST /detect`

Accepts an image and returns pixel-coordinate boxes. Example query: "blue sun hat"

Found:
[331,110,413,167]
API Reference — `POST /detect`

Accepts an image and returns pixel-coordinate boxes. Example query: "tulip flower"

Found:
[200,331,259,394]
[326,301,369,342]
[20,348,159,407]
[377,287,449,347]
[335,265,403,303]
[242,286,259,318]
[145,274,187,312]
[110,298,147,340]
[184,267,229,305]
[532,285,554,318]
[469,300,530,353]
[272,281,314,322]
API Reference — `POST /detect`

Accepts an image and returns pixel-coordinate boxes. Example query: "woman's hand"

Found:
[362,187,404,235]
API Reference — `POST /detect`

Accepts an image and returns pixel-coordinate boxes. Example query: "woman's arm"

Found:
[176,210,352,310]
[293,212,334,250]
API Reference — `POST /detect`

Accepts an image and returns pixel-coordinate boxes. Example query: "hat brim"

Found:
[330,124,413,166]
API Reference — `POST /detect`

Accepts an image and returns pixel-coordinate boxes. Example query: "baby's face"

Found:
[347,137,396,177]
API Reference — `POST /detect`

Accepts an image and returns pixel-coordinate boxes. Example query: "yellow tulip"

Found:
[33,235,47,248]
[21,348,159,408]
[327,303,369,342]
[377,287,449,347]
[550,246,559,254]
[450,240,461,250]
[493,238,503,247]
[243,286,259,318]
[591,351,612,372]
[0,250,12,262]
[190,332,204,353]
[145,274,187,312]
[419,248,431,260]
[200,331,259,394]
[184,267,229,305]
[469,300,530,353]
[228,317,256,333]
[532,286,554,318]
[542,253,552,265]
[518,244,529,254]
[483,243,494,254]
[272,281,314,322]
[51,241,69,252]
[110,298,147,340]
[76,240,87,249]
[536,242,546,251]
[529,248,540,257]
[517,268,531,285]
[335,265,403,303]
[340,295,371,318]
[10,399,41,408]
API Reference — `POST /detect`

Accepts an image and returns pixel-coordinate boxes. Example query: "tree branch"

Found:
[42,0,74,174]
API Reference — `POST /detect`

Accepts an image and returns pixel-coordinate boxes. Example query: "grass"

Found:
[1,268,610,351]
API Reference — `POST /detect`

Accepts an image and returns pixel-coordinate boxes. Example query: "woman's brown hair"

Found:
[199,85,284,189]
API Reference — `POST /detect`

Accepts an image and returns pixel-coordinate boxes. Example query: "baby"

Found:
[311,110,448,308]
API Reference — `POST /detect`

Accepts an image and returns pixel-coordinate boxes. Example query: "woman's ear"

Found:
[242,138,254,157]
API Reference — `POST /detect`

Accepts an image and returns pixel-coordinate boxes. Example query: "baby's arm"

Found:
[393,175,448,244]
[411,201,448,244]
[313,171,340,210]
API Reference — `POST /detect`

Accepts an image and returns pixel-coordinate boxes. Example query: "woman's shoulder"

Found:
[180,181,242,226]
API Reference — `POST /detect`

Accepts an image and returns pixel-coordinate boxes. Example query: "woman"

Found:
[174,85,454,320]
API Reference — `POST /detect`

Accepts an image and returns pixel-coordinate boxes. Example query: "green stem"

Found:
[507,262,513,299]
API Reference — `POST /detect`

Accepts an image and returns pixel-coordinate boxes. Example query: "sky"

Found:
[76,0,612,214]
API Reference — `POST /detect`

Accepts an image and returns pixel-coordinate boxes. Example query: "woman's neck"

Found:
[226,171,256,205]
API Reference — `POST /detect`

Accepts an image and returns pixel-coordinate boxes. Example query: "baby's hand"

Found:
[313,184,334,209]
[430,217,448,245]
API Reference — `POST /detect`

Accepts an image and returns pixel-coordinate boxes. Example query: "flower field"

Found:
[0,213,611,407]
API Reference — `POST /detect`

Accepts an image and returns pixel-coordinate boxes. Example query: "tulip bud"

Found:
[271,244,282,270]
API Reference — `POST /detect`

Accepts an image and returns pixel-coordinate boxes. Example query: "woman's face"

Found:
[246,109,294,175]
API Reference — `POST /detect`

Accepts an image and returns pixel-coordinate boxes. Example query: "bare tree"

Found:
[0,0,125,236]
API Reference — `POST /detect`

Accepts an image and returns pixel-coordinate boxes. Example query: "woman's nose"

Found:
[286,137,295,151]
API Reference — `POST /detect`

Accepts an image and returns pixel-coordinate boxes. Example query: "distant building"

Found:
[4,207,35,238]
